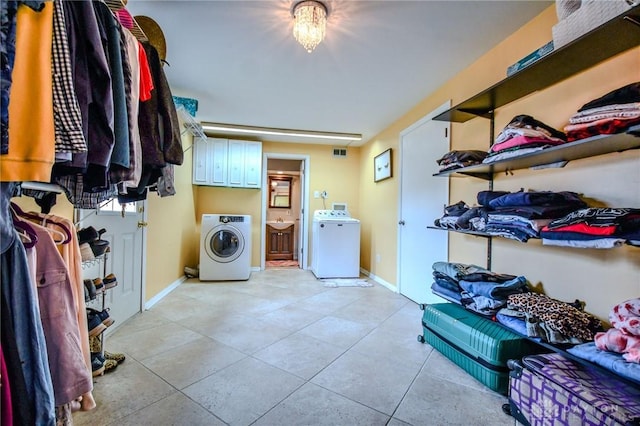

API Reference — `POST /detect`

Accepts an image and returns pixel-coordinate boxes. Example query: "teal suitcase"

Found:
[417,302,542,395]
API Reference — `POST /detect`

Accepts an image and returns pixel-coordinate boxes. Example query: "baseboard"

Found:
[144,275,187,310]
[360,268,397,293]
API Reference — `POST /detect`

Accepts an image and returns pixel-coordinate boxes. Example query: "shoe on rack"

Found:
[92,277,105,293]
[83,279,96,301]
[103,273,118,289]
[84,284,90,303]
[90,239,110,257]
[87,311,107,337]
[91,353,105,377]
[104,351,126,364]
[77,226,99,245]
[80,243,95,262]
[87,308,114,327]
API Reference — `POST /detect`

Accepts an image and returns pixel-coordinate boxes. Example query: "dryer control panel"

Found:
[219,215,247,223]
[313,209,351,219]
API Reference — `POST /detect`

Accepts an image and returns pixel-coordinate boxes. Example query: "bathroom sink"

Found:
[267,221,294,230]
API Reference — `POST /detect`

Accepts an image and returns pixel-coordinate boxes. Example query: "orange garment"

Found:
[1,2,55,182]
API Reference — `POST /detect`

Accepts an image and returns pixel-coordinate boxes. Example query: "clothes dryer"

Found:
[311,210,360,278]
[200,214,251,281]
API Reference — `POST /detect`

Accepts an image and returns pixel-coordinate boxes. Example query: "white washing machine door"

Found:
[204,224,245,263]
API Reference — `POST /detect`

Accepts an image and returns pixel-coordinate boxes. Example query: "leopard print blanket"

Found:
[507,293,603,341]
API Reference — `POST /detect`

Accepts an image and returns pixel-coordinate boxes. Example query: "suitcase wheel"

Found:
[417,335,425,343]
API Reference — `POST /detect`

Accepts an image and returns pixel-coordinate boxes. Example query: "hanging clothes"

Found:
[24,219,93,406]
[17,206,95,409]
[93,0,130,171]
[51,0,87,155]
[0,183,56,425]
[0,1,55,182]
[117,28,143,191]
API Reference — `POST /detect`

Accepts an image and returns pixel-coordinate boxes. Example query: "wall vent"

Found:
[332,147,347,158]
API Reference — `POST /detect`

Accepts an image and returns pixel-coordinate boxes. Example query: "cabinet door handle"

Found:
[398,220,405,225]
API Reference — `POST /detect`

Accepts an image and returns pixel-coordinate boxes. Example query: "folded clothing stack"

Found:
[436,150,487,172]
[483,115,567,164]
[564,82,640,142]
[540,207,640,249]
[480,189,588,242]
[430,261,529,317]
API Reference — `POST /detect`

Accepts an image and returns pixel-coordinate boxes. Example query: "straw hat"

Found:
[134,15,167,62]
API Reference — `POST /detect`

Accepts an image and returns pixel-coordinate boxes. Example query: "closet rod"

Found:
[21,181,63,194]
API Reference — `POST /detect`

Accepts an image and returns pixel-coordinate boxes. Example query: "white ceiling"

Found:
[126,0,553,146]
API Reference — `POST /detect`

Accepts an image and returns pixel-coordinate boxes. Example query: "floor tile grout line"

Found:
[82,269,511,426]
[384,346,436,424]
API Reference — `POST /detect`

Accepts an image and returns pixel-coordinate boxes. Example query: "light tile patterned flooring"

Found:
[73,268,515,426]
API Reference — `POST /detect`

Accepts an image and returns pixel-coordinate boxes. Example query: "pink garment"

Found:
[595,329,640,363]
[489,135,567,153]
[115,8,134,29]
[609,297,640,336]
[29,222,92,405]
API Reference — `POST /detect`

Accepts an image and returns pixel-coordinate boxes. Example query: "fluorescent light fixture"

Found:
[200,122,362,141]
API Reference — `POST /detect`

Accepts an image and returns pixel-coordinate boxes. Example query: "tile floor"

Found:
[73,268,516,426]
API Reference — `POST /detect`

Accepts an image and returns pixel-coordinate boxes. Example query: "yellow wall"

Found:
[11,191,74,220]
[195,141,362,267]
[144,128,199,301]
[358,5,640,320]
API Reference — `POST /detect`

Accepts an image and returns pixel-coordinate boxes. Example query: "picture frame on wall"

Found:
[374,148,392,182]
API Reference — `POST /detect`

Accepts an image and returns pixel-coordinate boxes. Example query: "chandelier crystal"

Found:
[292,1,328,53]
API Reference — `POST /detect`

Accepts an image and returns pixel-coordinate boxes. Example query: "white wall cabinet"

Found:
[192,137,262,188]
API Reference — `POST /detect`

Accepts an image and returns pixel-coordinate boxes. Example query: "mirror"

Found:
[269,176,292,208]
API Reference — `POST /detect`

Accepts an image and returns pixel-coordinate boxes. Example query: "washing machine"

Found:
[311,209,361,278]
[200,214,251,281]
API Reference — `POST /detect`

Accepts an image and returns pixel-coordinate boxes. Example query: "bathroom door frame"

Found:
[260,153,310,270]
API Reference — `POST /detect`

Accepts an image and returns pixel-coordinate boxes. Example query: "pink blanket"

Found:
[594,298,640,363]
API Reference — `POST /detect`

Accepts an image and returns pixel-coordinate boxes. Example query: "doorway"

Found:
[77,199,146,333]
[261,154,310,270]
[398,101,451,304]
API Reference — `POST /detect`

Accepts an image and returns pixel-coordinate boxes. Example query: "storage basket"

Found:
[552,0,636,49]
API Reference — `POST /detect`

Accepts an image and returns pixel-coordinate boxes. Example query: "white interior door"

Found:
[79,199,145,333]
[398,101,451,304]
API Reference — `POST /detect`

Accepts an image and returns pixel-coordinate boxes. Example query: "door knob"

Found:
[137,221,148,228]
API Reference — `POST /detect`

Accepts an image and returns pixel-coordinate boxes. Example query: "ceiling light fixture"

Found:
[201,122,362,142]
[292,0,328,53]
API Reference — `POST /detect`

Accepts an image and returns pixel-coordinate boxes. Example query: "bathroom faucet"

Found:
[277,217,283,222]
